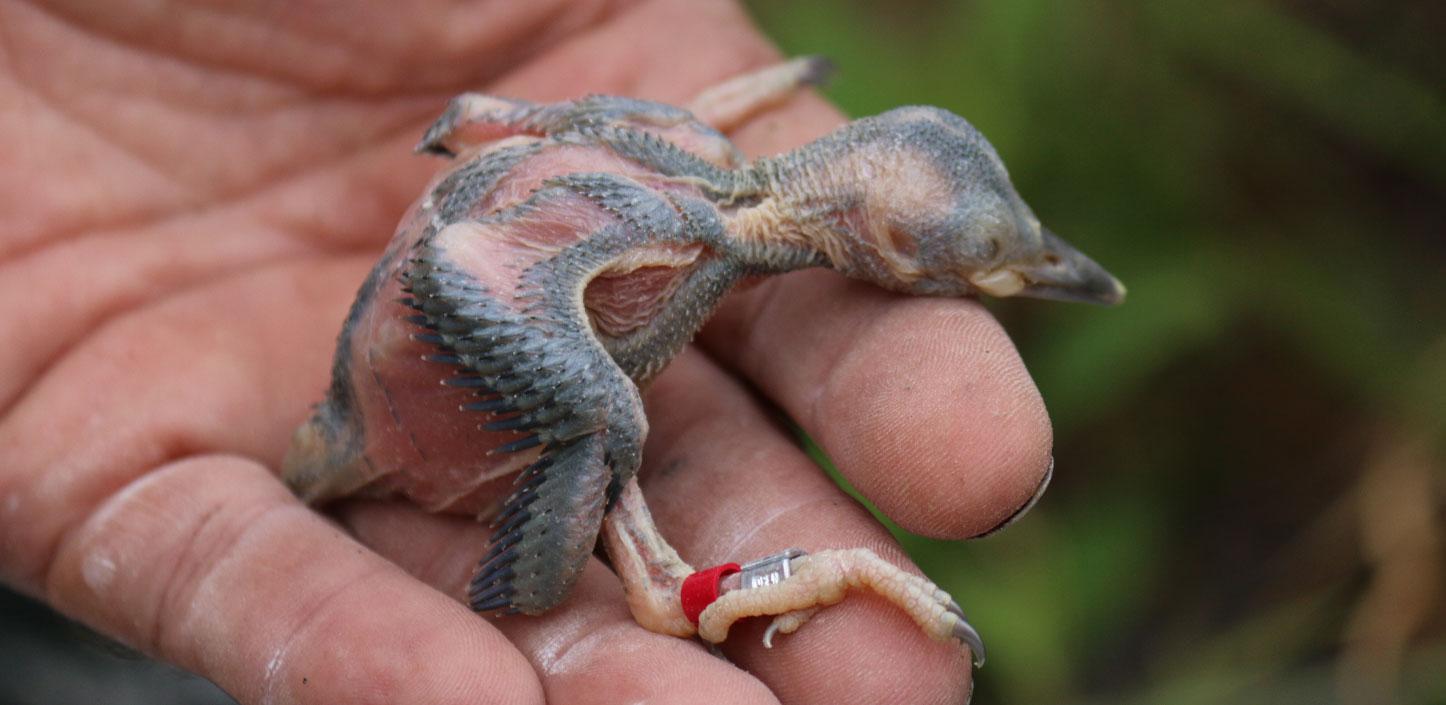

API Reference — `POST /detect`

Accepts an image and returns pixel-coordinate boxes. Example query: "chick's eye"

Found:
[982,235,1001,260]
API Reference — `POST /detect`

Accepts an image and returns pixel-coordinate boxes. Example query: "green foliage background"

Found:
[746,1,1445,703]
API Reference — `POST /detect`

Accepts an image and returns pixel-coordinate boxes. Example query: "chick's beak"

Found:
[1011,228,1126,305]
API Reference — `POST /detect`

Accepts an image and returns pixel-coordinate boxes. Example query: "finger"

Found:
[575,8,1053,540]
[489,0,1057,540]
[340,501,781,705]
[0,256,371,588]
[40,454,541,705]
[639,348,973,705]
[700,274,1055,539]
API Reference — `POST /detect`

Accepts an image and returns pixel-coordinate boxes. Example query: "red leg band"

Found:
[681,562,741,625]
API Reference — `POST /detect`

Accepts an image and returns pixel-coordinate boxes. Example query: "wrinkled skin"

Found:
[0,1,1067,704]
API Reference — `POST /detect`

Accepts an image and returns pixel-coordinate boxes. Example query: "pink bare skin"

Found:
[0,1,1052,704]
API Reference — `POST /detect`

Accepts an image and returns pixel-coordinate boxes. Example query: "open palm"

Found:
[0,1,1053,703]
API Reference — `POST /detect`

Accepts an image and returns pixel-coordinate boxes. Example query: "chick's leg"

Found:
[600,482,817,640]
[686,55,834,132]
[602,478,985,665]
[698,549,986,666]
[600,477,698,636]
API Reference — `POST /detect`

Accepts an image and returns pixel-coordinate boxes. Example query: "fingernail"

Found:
[970,456,1054,539]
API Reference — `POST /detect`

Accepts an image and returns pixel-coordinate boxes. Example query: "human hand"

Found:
[0,1,1053,703]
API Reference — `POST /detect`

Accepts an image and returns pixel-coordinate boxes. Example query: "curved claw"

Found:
[762,621,781,649]
[948,601,987,667]
[760,607,818,648]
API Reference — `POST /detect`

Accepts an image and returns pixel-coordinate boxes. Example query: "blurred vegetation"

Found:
[751,0,1445,703]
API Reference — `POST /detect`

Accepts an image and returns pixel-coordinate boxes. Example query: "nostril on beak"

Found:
[1014,228,1126,305]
